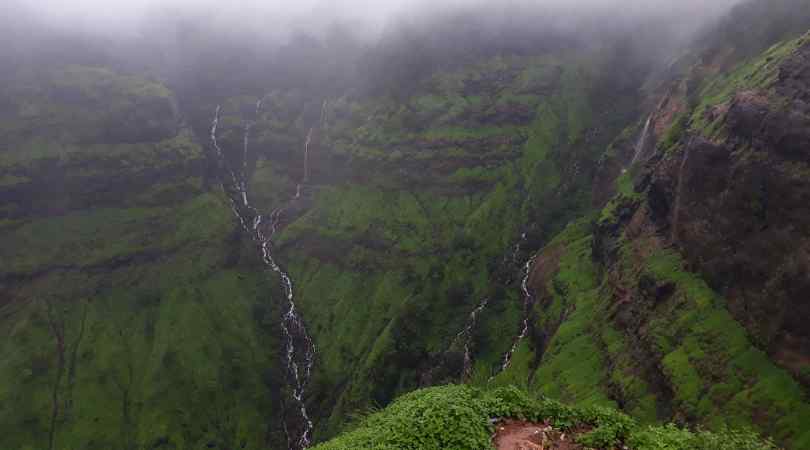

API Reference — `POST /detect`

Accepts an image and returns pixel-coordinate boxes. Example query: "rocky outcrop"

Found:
[519,32,810,449]
[642,36,810,375]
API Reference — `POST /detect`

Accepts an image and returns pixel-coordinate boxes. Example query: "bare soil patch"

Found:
[492,420,591,450]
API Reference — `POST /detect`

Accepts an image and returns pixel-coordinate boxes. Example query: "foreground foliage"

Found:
[312,385,777,450]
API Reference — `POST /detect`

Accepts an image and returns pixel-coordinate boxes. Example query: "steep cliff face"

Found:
[3,2,810,449]
[0,46,646,448]
[0,67,289,450]
[207,51,646,441]
[521,32,810,449]
[647,34,810,375]
[0,66,190,223]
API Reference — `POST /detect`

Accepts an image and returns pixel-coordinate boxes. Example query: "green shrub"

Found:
[628,424,697,450]
[628,424,778,450]
[690,428,778,450]
[312,385,493,450]
[314,385,777,450]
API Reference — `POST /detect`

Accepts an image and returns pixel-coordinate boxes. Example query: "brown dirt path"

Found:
[492,420,588,450]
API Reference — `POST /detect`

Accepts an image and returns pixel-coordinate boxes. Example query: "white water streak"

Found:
[450,298,489,380]
[630,115,653,165]
[512,232,527,264]
[304,128,313,182]
[210,105,223,158]
[497,253,538,374]
[320,99,329,130]
[211,105,314,450]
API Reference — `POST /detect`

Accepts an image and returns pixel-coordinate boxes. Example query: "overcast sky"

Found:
[15,0,743,41]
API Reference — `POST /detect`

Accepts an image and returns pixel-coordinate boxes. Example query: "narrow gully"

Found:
[495,252,538,376]
[449,297,490,381]
[211,105,315,450]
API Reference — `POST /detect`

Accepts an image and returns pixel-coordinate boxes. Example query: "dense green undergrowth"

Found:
[0,190,289,450]
[483,158,810,447]
[0,66,289,449]
[312,384,777,450]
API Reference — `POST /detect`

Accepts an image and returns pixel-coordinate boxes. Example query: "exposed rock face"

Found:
[521,32,810,450]
[644,38,810,372]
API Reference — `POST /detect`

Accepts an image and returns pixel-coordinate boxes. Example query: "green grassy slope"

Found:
[500,34,810,449]
[3,19,807,450]
[225,53,641,441]
[0,67,288,450]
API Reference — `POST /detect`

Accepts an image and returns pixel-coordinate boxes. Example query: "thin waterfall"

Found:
[241,120,250,206]
[449,298,490,381]
[211,105,315,450]
[210,105,223,158]
[493,253,538,377]
[512,232,527,264]
[630,115,653,165]
[297,99,328,198]
[319,99,329,130]
[303,128,313,183]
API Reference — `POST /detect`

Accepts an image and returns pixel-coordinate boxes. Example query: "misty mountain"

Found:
[1,1,809,450]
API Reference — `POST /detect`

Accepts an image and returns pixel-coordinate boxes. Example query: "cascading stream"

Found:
[512,232,527,264]
[319,99,328,129]
[494,252,538,376]
[211,105,315,450]
[304,128,313,183]
[449,232,536,382]
[293,98,328,200]
[449,298,489,380]
[630,115,653,165]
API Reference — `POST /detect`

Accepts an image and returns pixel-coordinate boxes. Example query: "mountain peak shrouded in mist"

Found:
[3,1,810,450]
[13,0,742,45]
[3,0,748,102]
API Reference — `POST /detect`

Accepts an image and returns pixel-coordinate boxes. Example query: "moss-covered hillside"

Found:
[0,67,289,449]
[204,51,644,441]
[2,1,810,449]
[497,32,810,450]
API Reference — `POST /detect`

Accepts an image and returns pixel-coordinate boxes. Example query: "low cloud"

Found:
[16,0,743,43]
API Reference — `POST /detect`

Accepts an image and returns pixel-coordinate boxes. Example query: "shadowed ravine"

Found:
[450,297,489,381]
[211,105,315,450]
[497,253,538,373]
[443,230,540,383]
